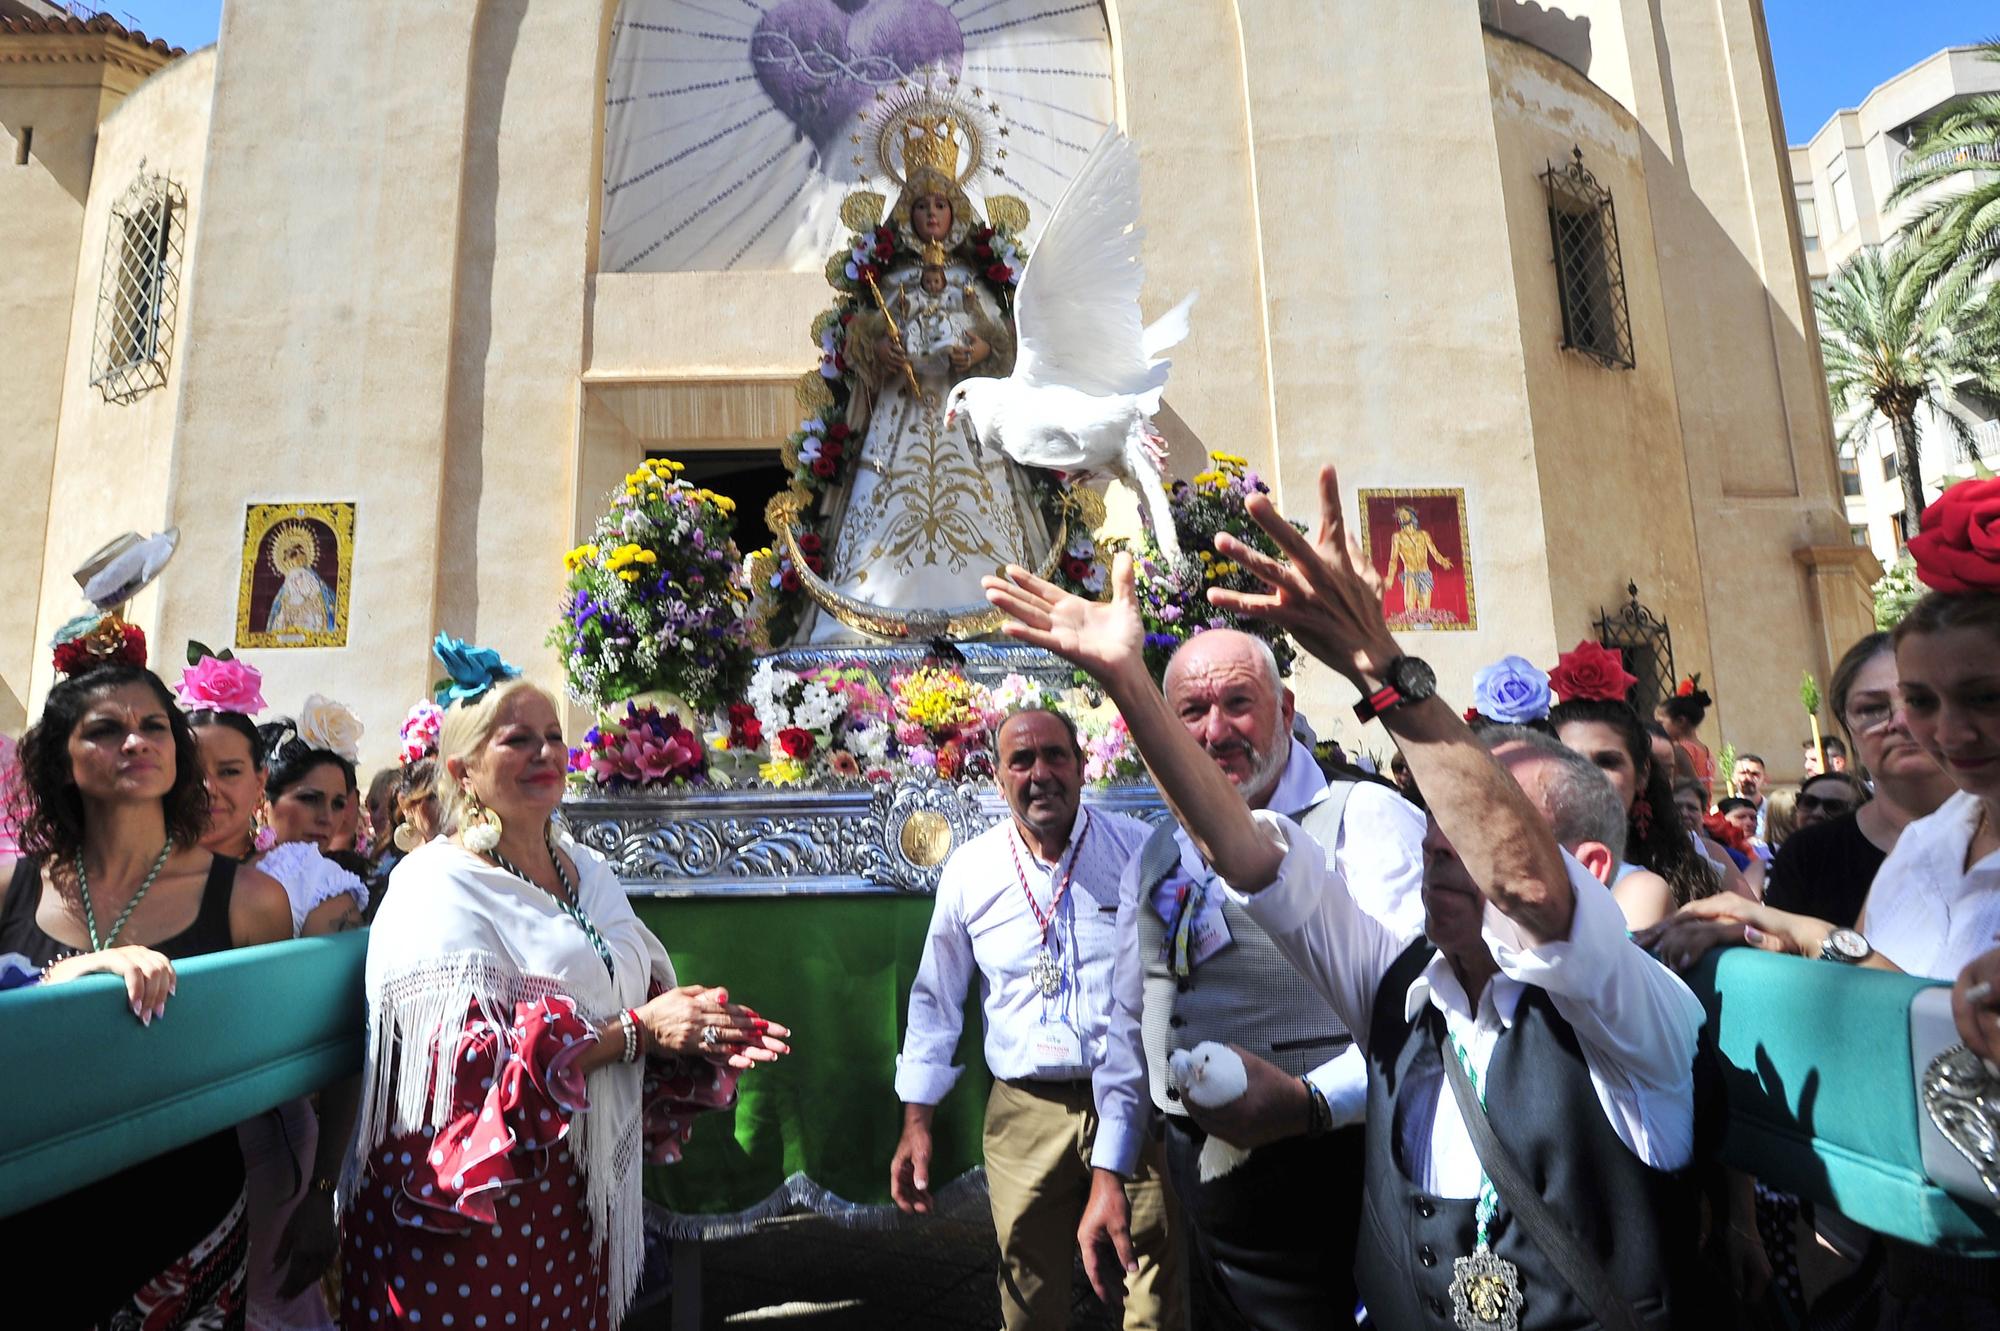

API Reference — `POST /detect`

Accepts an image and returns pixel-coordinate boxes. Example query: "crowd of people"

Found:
[2,469,1996,1330]
[898,468,2000,1331]
[0,632,791,1329]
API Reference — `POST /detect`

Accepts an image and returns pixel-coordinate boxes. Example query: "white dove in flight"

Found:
[942,127,1196,560]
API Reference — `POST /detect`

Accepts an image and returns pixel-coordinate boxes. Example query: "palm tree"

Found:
[1888,40,2000,291]
[1814,245,2000,534]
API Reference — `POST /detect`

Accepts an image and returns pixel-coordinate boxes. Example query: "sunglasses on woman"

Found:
[1798,792,1857,815]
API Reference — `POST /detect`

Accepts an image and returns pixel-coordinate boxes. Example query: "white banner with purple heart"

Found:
[600,0,1116,273]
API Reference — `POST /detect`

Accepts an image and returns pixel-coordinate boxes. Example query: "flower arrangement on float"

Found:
[1129,450,1300,681]
[551,457,756,713]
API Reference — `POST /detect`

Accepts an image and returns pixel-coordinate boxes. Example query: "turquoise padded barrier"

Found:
[0,931,366,1219]
[1694,947,2000,1255]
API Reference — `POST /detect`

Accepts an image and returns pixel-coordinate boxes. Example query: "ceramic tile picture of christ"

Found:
[235,501,355,649]
[1358,488,1477,631]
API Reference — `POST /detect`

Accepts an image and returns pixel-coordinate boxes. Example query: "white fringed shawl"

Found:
[342,833,673,1324]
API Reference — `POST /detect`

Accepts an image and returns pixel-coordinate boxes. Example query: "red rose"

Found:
[985,263,1013,284]
[805,553,825,574]
[821,439,844,462]
[797,531,823,556]
[1546,640,1638,704]
[874,244,894,263]
[875,226,895,244]
[1909,477,2000,594]
[827,422,850,442]
[780,567,802,593]
[728,702,763,750]
[811,456,837,479]
[777,726,815,760]
[976,242,994,259]
[1463,706,1484,724]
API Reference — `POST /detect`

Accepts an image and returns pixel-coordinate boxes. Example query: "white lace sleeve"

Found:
[256,840,370,935]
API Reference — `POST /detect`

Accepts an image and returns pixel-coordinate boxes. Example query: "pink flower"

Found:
[895,720,929,748]
[828,750,862,779]
[176,655,266,715]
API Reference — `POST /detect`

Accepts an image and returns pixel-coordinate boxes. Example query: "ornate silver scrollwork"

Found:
[565,773,1167,898]
[1922,1044,2000,1202]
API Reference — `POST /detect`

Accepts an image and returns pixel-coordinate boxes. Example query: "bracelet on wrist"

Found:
[618,1008,643,1064]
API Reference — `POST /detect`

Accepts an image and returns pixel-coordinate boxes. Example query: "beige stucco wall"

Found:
[0,39,167,729]
[10,0,1864,780]
[142,2,482,775]
[24,45,213,718]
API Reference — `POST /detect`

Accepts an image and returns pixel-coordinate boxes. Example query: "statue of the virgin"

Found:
[788,92,1058,644]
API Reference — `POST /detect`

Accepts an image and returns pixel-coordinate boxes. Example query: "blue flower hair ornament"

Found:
[432,633,521,707]
[1471,655,1553,725]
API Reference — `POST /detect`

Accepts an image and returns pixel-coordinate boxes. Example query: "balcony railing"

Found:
[1899,141,2000,180]
[1974,419,2000,460]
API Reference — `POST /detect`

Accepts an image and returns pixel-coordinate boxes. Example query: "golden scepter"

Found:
[864,270,930,408]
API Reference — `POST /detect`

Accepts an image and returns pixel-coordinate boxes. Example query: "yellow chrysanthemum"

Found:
[618,570,640,582]
[760,757,806,787]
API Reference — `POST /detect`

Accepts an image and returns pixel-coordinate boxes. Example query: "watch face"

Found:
[1392,656,1437,702]
[1828,929,1870,961]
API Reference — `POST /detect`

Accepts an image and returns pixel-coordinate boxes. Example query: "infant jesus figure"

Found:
[901,260,983,379]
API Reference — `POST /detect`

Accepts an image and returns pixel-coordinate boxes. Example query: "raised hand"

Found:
[982,554,1146,688]
[1953,947,2000,1067]
[1205,464,1400,689]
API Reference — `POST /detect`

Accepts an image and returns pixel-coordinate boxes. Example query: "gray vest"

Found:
[1134,784,1354,1117]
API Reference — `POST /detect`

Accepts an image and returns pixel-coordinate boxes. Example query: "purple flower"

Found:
[1472,656,1552,724]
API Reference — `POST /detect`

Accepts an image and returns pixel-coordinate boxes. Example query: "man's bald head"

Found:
[1163,629,1295,809]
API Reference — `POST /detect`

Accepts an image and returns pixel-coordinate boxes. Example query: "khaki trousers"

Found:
[983,1077,1182,1331]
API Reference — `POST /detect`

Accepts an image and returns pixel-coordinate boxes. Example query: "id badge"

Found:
[1032,1020,1085,1072]
[1185,905,1234,968]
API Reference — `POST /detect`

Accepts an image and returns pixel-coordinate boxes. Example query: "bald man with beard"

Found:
[1080,630,1427,1329]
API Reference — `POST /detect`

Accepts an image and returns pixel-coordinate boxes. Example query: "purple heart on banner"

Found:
[751,0,966,159]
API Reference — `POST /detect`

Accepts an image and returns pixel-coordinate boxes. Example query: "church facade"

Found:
[0,0,1874,773]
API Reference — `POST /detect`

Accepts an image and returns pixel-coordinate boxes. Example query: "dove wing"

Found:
[1012,128,1163,399]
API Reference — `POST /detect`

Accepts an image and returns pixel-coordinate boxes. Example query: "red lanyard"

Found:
[1009,810,1090,944]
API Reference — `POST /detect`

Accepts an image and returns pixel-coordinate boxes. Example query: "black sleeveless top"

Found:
[0,855,249,1328]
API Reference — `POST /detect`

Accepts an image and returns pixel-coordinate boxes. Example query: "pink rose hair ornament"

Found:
[176,640,267,716]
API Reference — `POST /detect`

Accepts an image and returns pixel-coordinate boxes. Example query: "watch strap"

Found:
[1353,683,1402,724]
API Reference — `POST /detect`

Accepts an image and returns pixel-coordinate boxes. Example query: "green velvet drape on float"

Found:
[631,895,990,1217]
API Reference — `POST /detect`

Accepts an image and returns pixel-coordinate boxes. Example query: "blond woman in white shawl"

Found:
[339,642,790,1329]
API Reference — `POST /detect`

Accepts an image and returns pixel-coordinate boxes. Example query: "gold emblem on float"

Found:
[898,809,954,867]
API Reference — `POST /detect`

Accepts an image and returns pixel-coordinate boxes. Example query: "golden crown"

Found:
[898,114,963,184]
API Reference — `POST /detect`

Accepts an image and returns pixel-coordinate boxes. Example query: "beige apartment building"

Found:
[2,0,1871,777]
[1790,45,2000,562]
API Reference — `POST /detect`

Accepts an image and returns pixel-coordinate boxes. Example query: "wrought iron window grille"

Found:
[1543,146,1634,370]
[1594,581,1674,716]
[89,164,185,405]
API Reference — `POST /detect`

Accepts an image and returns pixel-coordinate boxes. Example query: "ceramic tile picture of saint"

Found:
[1358,488,1477,631]
[235,502,354,649]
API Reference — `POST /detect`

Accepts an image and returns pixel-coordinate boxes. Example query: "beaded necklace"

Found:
[485,831,615,977]
[74,841,173,952]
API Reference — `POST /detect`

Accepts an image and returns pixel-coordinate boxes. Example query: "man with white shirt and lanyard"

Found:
[891,704,1180,1331]
[1082,628,1427,1330]
[984,464,1707,1331]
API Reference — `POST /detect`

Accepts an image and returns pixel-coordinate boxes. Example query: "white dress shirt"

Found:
[1228,810,1707,1198]
[1089,743,1429,1175]
[1861,789,2000,980]
[896,807,1156,1104]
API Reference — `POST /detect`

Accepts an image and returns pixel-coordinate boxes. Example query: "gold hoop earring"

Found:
[393,821,423,853]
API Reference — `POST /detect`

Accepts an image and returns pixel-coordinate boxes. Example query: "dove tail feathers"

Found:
[1143,292,1197,361]
[1124,429,1182,562]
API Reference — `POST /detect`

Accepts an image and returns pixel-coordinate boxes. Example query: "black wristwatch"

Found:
[1353,656,1437,724]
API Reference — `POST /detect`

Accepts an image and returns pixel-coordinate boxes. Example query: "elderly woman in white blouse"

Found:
[339,643,790,1331]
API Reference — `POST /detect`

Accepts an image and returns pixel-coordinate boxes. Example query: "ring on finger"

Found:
[700,1024,722,1049]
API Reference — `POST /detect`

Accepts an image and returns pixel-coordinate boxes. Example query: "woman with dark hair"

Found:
[1764,632,1956,930]
[1551,696,1718,927]
[1655,675,1717,799]
[181,659,367,1328]
[0,649,292,1329]
[1542,642,1716,928]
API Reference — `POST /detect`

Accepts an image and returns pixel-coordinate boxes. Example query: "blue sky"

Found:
[109,0,1993,148]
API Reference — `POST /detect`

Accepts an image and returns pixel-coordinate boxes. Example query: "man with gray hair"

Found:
[1479,726,1630,883]
[1080,628,1427,1328]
